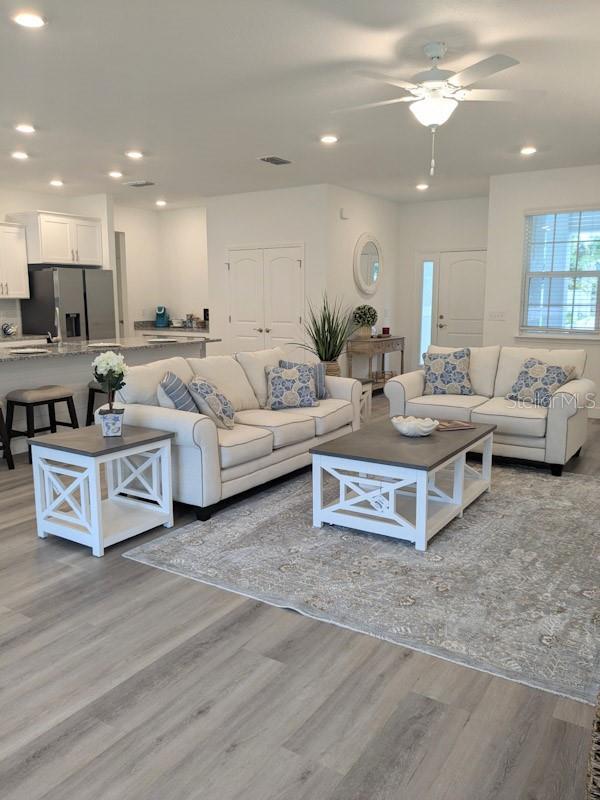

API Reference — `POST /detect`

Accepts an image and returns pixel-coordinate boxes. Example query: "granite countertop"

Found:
[0,336,221,363]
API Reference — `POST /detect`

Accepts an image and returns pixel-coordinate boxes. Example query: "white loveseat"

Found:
[101,348,361,517]
[385,345,596,475]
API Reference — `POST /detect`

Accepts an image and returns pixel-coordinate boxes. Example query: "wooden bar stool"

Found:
[86,380,107,426]
[0,403,14,470]
[6,385,79,462]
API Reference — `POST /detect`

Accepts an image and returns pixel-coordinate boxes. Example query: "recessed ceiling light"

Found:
[320,134,339,145]
[416,183,429,191]
[520,145,537,156]
[11,151,28,160]
[155,200,167,207]
[15,123,35,134]
[125,150,143,160]
[49,179,63,187]
[108,170,123,178]
[12,11,47,28]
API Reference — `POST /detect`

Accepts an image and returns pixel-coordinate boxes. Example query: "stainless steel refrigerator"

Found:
[21,267,116,341]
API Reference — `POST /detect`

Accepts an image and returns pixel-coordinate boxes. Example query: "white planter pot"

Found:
[99,409,124,437]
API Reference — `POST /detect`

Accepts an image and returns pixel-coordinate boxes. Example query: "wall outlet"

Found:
[487,310,506,322]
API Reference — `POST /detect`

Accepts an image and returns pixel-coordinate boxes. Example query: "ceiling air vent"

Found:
[123,179,155,188]
[258,156,291,166]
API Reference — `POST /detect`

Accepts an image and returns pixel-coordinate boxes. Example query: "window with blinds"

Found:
[522,209,600,333]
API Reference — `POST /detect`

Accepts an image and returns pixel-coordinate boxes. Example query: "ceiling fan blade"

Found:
[448,54,519,88]
[457,88,543,102]
[334,96,414,113]
[355,70,419,92]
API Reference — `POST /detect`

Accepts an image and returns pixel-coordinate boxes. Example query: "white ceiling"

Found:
[0,0,599,207]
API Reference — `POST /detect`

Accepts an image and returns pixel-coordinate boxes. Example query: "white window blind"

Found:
[522,209,600,334]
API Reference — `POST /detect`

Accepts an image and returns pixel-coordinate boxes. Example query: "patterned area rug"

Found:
[124,466,600,703]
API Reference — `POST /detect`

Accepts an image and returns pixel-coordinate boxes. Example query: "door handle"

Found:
[254,327,264,333]
[265,328,271,333]
[71,249,75,261]
[438,323,447,328]
[76,249,79,261]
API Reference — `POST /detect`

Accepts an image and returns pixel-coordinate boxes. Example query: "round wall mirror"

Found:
[353,233,383,296]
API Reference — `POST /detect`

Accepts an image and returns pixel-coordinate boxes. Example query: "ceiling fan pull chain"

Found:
[430,125,437,176]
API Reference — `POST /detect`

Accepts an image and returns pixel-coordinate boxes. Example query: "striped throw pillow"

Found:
[159,371,197,412]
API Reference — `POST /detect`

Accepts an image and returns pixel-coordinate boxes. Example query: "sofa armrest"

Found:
[325,376,362,430]
[384,371,425,416]
[95,403,219,450]
[545,378,596,465]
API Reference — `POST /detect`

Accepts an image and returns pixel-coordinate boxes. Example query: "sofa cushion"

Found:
[234,409,314,448]
[235,347,286,407]
[406,394,489,422]
[280,359,327,400]
[494,347,586,398]
[186,356,258,411]
[188,377,235,430]
[118,357,193,406]
[266,366,318,409]
[505,358,574,408]
[423,348,474,395]
[471,396,547,437]
[217,424,273,469]
[428,345,500,397]
[279,398,353,435]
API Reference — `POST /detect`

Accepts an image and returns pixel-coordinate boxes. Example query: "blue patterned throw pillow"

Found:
[159,371,197,411]
[266,366,319,409]
[506,358,573,407]
[279,360,327,399]
[188,377,235,429]
[422,348,474,396]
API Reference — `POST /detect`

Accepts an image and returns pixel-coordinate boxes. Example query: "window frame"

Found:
[520,207,600,336]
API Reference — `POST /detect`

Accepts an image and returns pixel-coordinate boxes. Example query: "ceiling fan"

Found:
[339,42,531,176]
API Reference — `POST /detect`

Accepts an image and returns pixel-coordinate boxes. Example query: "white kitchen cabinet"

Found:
[0,223,29,299]
[9,211,103,266]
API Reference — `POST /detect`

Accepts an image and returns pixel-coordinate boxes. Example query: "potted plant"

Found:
[353,304,378,338]
[300,295,357,376]
[92,350,128,437]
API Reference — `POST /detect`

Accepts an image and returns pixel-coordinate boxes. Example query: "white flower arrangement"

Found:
[91,350,128,411]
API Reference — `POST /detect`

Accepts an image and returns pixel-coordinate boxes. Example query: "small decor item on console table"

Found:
[353,304,378,338]
[92,350,128,437]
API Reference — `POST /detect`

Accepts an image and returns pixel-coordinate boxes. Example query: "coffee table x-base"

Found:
[310,421,495,551]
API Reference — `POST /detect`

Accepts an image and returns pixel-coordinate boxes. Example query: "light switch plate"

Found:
[487,310,506,322]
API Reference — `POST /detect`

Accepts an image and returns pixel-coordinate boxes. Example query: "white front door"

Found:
[228,249,265,352]
[263,246,304,357]
[436,251,486,348]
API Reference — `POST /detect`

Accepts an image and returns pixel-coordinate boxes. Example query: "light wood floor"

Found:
[0,396,596,800]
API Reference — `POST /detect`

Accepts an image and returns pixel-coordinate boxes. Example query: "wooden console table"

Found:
[347,336,405,390]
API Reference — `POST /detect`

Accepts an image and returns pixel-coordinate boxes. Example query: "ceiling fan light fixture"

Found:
[409,97,458,127]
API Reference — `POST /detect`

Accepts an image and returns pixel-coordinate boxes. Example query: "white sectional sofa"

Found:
[102,348,361,517]
[385,345,596,475]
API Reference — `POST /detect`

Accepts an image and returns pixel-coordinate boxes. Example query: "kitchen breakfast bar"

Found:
[0,336,220,454]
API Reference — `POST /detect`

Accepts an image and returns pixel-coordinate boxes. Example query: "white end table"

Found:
[31,425,174,556]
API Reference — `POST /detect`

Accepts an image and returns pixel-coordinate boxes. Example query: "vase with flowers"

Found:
[353,304,378,338]
[92,351,128,437]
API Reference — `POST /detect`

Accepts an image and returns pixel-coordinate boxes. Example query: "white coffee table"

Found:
[310,420,495,551]
[31,425,174,557]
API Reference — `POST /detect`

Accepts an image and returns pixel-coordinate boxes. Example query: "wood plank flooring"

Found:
[0,396,596,799]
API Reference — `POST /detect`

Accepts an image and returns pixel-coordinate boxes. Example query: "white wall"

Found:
[113,205,162,328]
[157,207,208,319]
[395,196,489,369]
[484,164,600,415]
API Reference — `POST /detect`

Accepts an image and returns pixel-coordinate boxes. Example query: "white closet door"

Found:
[263,246,304,356]
[228,249,265,352]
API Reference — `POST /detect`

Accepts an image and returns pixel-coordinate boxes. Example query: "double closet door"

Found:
[227,245,304,353]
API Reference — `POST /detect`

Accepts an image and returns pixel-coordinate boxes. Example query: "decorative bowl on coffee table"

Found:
[391,415,439,437]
